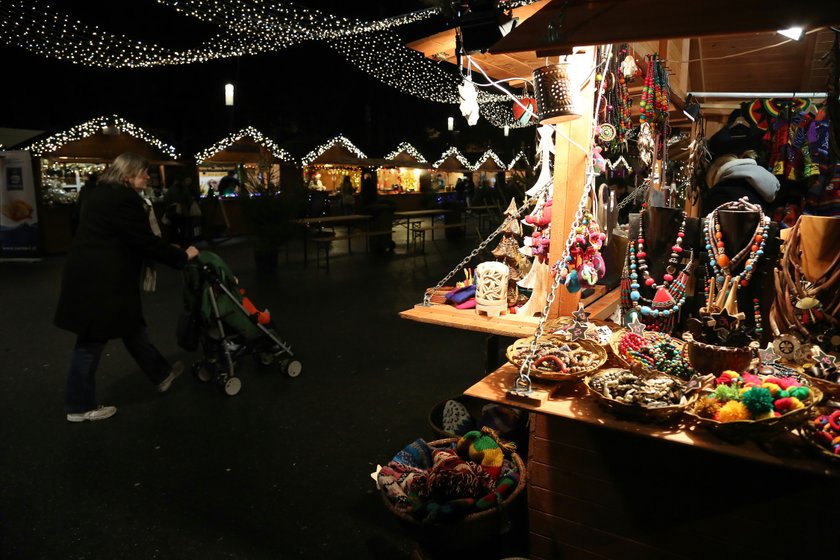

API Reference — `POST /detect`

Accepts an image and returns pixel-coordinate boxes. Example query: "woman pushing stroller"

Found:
[54,152,200,422]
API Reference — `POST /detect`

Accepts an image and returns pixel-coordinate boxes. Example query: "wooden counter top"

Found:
[465,363,840,478]
[399,304,540,338]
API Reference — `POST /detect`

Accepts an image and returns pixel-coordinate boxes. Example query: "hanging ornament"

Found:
[599,123,617,142]
[512,97,537,125]
[620,54,640,80]
[458,76,480,126]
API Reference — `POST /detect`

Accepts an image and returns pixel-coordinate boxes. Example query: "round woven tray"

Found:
[798,369,840,401]
[608,330,688,375]
[380,438,527,551]
[543,316,617,346]
[506,335,607,382]
[685,384,823,441]
[584,367,701,422]
[797,404,840,463]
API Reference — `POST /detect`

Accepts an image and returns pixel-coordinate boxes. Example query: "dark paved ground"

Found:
[0,225,530,560]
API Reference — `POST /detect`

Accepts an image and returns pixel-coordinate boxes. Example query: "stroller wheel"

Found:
[281,358,303,378]
[258,352,275,366]
[221,376,242,396]
[193,363,213,383]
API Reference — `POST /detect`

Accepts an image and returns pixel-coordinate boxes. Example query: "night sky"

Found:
[2,0,535,162]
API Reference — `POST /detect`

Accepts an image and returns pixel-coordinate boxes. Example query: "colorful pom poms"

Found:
[773,397,804,413]
[716,370,740,386]
[741,387,774,415]
[694,397,721,418]
[741,372,763,387]
[761,382,782,396]
[787,386,810,401]
[713,384,741,403]
[716,400,750,422]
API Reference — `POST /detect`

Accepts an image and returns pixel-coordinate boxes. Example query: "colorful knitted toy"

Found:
[240,289,271,325]
[456,427,516,481]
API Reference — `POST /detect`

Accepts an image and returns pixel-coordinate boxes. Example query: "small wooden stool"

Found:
[313,236,334,270]
[410,222,426,254]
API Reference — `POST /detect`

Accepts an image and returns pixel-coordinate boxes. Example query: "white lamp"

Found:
[225,83,235,106]
[504,125,509,137]
[777,26,803,40]
[447,116,454,131]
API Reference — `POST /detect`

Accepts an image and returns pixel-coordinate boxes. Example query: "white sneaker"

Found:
[67,405,117,423]
[156,361,184,393]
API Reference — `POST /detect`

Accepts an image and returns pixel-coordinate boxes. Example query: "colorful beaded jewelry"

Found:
[702,198,770,340]
[621,208,695,334]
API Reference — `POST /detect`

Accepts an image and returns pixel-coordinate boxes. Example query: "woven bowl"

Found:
[609,330,690,378]
[682,333,754,375]
[506,335,607,382]
[380,438,526,551]
[685,380,823,441]
[798,404,840,463]
[584,367,702,422]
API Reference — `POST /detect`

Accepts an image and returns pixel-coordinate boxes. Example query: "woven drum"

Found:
[533,62,582,124]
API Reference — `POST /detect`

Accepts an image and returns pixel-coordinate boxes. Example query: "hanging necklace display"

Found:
[621,207,695,334]
[700,198,770,342]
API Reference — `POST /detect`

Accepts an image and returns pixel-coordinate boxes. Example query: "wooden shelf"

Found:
[464,363,840,479]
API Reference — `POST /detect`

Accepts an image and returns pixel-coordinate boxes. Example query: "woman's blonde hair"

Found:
[99,152,149,185]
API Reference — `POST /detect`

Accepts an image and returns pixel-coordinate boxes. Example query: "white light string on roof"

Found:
[384,142,428,163]
[195,126,294,164]
[24,115,179,159]
[508,150,532,170]
[432,147,471,169]
[471,150,506,171]
[301,134,367,167]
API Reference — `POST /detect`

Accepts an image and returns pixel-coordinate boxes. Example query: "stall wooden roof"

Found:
[18,115,179,163]
[302,134,369,167]
[433,147,472,172]
[472,149,506,172]
[196,126,293,165]
[383,142,429,167]
[408,1,839,128]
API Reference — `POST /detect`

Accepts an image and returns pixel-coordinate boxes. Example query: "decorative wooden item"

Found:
[475,261,509,317]
[516,260,551,317]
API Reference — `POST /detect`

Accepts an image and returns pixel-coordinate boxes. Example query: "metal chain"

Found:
[513,44,613,395]
[422,190,544,305]
[616,177,651,210]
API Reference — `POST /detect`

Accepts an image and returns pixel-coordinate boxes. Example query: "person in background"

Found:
[163,177,194,246]
[340,175,356,214]
[217,170,240,196]
[54,152,199,423]
[359,170,378,207]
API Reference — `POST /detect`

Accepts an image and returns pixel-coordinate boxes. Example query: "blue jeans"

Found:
[65,329,171,413]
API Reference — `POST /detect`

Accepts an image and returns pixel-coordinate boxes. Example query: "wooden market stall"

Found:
[506,149,533,179]
[402,1,840,558]
[431,147,473,190]
[301,134,368,193]
[193,126,298,237]
[19,114,180,254]
[377,142,431,212]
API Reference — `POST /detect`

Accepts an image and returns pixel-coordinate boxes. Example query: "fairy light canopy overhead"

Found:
[195,126,294,165]
[22,115,179,161]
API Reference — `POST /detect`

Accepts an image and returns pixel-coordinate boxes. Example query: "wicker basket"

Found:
[584,367,701,422]
[506,335,607,382]
[685,385,823,441]
[543,316,617,346]
[608,330,688,376]
[798,404,840,463]
[682,333,754,375]
[798,370,840,401]
[380,438,527,552]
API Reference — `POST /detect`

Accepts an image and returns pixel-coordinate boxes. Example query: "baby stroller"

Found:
[177,251,302,395]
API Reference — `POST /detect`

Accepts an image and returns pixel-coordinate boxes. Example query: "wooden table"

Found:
[290,214,372,266]
[393,209,452,246]
[465,365,840,559]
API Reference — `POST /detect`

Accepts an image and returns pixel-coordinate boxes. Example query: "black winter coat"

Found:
[54,181,187,339]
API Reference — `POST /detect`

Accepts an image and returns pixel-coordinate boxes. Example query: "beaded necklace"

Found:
[622,208,695,334]
[702,198,770,339]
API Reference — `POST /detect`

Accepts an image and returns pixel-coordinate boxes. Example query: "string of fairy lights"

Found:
[507,150,532,170]
[194,126,294,164]
[0,0,531,127]
[24,115,179,159]
[432,147,472,170]
[301,134,368,167]
[384,142,428,163]
[471,149,506,171]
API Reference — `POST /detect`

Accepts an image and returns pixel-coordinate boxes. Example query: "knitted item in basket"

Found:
[443,400,477,436]
[480,404,526,435]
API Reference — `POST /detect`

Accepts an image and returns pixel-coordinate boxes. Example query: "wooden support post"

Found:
[548,46,596,320]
